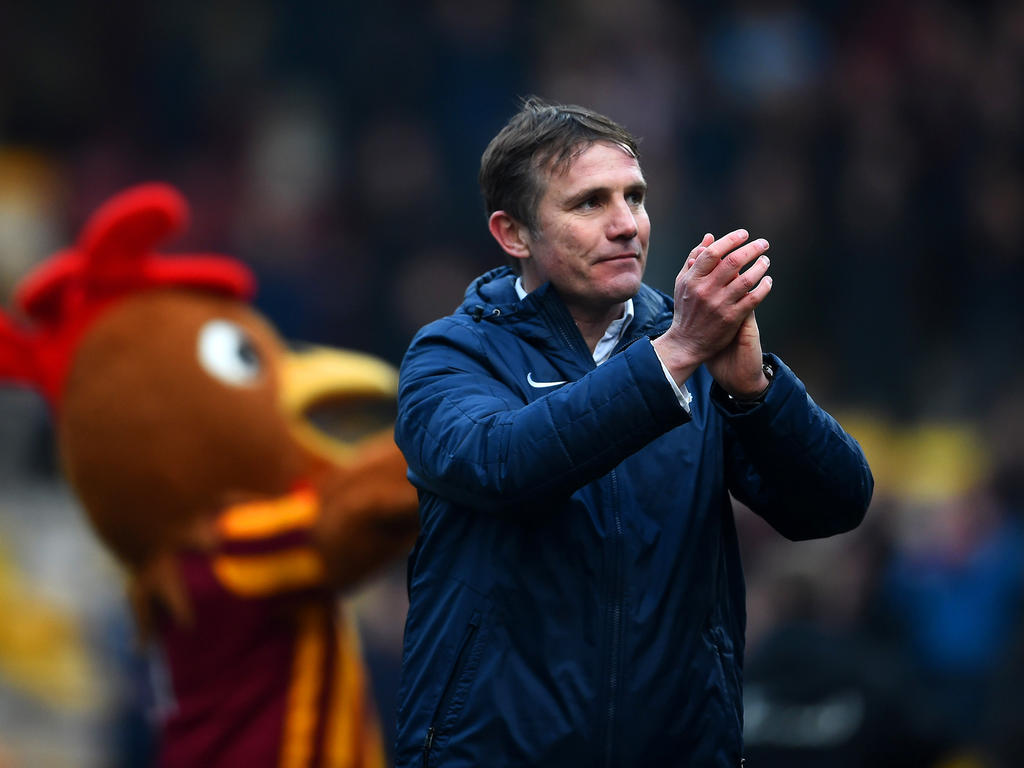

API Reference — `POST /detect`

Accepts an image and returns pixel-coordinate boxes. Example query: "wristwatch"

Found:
[725,360,775,410]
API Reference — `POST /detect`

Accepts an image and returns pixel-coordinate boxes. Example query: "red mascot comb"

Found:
[0,183,255,407]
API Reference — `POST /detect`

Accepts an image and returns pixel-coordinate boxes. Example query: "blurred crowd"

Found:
[1,0,1022,766]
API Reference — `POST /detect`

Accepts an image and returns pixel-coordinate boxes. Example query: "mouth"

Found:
[596,252,641,264]
[278,346,399,465]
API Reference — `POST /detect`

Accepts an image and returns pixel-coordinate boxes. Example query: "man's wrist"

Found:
[723,361,775,405]
[650,336,700,387]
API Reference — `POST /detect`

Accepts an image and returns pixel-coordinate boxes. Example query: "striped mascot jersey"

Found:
[154,488,387,768]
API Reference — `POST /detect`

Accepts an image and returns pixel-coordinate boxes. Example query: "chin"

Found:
[603,273,643,302]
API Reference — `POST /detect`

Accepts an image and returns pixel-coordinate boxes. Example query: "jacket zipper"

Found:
[546,302,593,364]
[422,612,481,766]
[546,293,626,765]
[604,469,624,768]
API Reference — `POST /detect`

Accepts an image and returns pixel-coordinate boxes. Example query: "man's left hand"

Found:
[708,311,768,398]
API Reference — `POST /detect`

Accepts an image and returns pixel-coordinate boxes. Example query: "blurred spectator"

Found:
[706,0,829,110]
[882,483,1024,748]
[352,563,410,766]
[0,150,64,304]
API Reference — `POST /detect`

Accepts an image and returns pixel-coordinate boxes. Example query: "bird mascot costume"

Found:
[0,183,420,767]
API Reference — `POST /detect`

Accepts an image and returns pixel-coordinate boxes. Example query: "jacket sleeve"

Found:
[395,320,690,511]
[714,355,874,540]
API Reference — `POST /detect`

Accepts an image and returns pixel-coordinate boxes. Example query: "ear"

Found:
[487,211,532,262]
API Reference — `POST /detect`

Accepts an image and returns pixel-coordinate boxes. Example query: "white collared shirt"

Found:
[514,277,691,411]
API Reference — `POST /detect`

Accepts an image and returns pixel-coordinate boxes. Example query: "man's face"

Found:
[521,141,650,315]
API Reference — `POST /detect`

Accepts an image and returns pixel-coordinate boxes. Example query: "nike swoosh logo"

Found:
[527,372,568,388]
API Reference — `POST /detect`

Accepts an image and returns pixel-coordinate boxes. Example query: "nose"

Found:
[607,197,639,240]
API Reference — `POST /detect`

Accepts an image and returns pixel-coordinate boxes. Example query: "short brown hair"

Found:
[479,96,641,237]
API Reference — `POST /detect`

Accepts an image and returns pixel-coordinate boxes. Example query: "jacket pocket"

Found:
[422,611,483,767]
[702,623,743,748]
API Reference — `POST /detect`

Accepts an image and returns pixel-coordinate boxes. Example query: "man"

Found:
[393,97,873,767]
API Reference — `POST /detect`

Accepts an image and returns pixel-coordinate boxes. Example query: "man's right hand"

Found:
[651,229,772,386]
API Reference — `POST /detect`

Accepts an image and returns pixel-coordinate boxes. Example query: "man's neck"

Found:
[572,304,628,353]
[513,277,632,354]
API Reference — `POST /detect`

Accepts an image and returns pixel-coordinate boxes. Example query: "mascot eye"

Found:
[197,320,264,386]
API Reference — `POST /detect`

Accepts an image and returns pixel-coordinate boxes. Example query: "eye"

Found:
[577,196,600,211]
[197,320,264,386]
[626,189,646,206]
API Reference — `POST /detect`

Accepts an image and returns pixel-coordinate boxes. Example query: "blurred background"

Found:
[0,0,1021,765]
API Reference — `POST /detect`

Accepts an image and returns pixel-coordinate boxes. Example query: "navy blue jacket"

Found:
[394,267,873,767]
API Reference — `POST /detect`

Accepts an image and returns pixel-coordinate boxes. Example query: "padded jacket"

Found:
[393,267,873,767]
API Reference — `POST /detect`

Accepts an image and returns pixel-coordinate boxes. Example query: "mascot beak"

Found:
[278,346,399,466]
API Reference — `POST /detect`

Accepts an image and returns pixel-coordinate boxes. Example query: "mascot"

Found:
[0,183,419,767]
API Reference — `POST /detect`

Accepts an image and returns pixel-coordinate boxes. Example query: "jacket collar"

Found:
[460,267,672,333]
